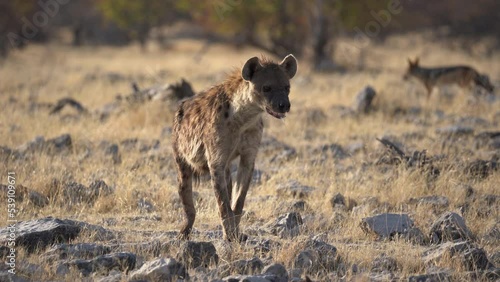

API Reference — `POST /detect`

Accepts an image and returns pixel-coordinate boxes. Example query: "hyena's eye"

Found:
[262,86,271,92]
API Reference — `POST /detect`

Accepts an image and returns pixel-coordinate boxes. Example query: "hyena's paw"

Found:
[177,226,192,240]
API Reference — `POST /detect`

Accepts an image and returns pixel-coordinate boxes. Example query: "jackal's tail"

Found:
[474,72,494,93]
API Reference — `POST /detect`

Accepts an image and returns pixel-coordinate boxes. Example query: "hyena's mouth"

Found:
[266,107,286,119]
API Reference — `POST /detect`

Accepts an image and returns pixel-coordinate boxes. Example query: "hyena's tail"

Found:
[474,72,494,93]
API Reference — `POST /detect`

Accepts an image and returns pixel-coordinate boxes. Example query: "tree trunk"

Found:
[311,0,335,71]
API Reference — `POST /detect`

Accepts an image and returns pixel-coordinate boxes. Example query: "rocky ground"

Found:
[0,33,499,281]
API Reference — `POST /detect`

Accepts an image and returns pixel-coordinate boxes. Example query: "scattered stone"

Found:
[489,251,500,267]
[177,241,219,269]
[276,180,315,199]
[483,223,500,243]
[262,263,289,282]
[0,184,48,207]
[353,85,376,113]
[404,227,427,245]
[260,136,297,163]
[294,250,316,270]
[103,143,121,164]
[219,257,264,277]
[360,213,414,239]
[63,180,112,205]
[371,254,398,272]
[347,142,365,154]
[408,271,451,282]
[0,217,114,253]
[294,239,337,272]
[454,184,475,200]
[291,200,307,212]
[49,98,88,115]
[330,193,357,211]
[130,257,188,281]
[243,238,279,254]
[305,108,327,124]
[137,198,155,213]
[95,270,122,282]
[60,252,136,277]
[408,195,449,208]
[311,143,349,160]
[429,212,473,244]
[268,212,303,238]
[464,159,497,180]
[43,243,111,262]
[436,125,474,136]
[423,241,492,271]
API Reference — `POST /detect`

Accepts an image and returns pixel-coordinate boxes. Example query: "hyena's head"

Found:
[241,54,298,119]
[403,57,419,80]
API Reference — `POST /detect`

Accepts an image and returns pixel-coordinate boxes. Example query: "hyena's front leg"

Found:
[232,153,256,227]
[232,127,262,227]
[206,146,239,241]
[175,157,195,240]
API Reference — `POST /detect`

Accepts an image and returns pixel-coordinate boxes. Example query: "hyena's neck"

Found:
[223,71,263,127]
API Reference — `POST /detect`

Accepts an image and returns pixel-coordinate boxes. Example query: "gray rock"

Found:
[130,257,188,281]
[424,241,492,271]
[330,193,345,207]
[177,241,218,269]
[276,180,315,199]
[311,143,349,160]
[268,212,303,238]
[0,272,30,282]
[219,257,264,277]
[223,275,271,282]
[436,125,474,136]
[294,250,316,270]
[43,243,111,262]
[89,180,114,197]
[490,251,500,267]
[95,270,122,282]
[0,217,114,253]
[137,198,155,213]
[61,252,136,277]
[294,239,337,272]
[408,271,451,282]
[368,271,396,281]
[262,263,288,282]
[63,180,112,205]
[404,227,427,245]
[353,85,376,113]
[371,255,398,272]
[305,108,327,124]
[360,213,414,239]
[408,196,449,208]
[18,134,73,155]
[429,212,473,244]
[0,184,48,207]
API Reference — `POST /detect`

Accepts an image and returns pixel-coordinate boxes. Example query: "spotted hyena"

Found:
[172,55,298,241]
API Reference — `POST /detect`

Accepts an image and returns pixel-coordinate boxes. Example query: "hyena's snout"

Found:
[273,99,290,113]
[272,97,290,113]
[265,95,290,119]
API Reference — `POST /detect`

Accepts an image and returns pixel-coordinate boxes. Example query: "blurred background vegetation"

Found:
[1,0,499,68]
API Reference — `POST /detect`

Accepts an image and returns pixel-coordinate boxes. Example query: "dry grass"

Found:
[0,31,499,280]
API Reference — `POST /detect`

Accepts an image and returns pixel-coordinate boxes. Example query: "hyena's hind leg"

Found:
[175,157,196,240]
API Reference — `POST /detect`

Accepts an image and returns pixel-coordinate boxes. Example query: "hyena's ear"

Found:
[414,57,419,66]
[407,58,413,66]
[280,54,298,79]
[242,57,262,81]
